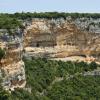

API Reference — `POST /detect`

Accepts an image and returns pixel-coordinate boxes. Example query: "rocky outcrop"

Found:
[24,18,100,62]
[0,17,100,90]
[1,61,26,91]
[0,32,26,91]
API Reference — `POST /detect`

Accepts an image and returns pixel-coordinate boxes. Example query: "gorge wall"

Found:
[24,17,100,62]
[0,16,100,90]
[0,31,26,91]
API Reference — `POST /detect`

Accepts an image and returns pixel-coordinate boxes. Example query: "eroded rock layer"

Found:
[24,18,100,62]
[0,33,26,91]
[0,17,100,90]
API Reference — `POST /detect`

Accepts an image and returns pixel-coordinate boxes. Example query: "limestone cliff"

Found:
[0,17,100,90]
[24,18,100,62]
[0,32,26,91]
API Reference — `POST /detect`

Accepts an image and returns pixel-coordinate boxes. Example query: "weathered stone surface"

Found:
[0,17,100,90]
[24,18,100,62]
[0,33,26,91]
[1,61,26,91]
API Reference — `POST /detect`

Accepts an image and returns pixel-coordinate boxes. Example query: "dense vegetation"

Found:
[1,12,100,20]
[0,12,100,99]
[0,12,100,35]
[0,14,23,35]
[47,75,100,100]
[0,58,100,100]
[0,16,22,29]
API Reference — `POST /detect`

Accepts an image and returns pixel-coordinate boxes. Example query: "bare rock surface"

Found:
[24,18,100,62]
[0,32,26,91]
[0,17,100,90]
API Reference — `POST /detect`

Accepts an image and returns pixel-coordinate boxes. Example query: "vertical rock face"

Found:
[24,18,100,61]
[0,17,100,90]
[0,31,26,91]
[24,19,56,47]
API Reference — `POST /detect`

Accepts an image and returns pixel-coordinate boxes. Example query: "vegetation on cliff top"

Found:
[1,12,100,20]
[0,12,100,35]
[13,12,100,19]
[0,15,23,35]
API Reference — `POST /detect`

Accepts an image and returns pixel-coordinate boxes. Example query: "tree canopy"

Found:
[1,12,100,20]
[0,12,100,35]
[0,58,99,100]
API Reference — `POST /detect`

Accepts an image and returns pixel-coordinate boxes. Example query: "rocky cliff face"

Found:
[0,32,26,91]
[24,18,100,62]
[0,17,100,90]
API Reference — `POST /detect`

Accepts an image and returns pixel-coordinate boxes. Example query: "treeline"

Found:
[0,14,24,35]
[0,16,22,29]
[1,12,100,20]
[0,12,100,33]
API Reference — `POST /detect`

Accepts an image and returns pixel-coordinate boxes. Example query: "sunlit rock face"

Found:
[0,32,26,91]
[24,18,100,61]
[0,17,100,90]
